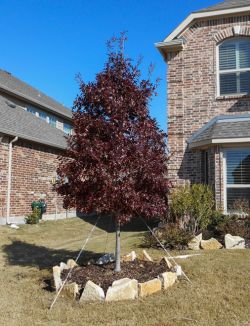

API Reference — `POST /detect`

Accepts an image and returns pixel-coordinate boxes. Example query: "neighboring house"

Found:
[156,0,250,213]
[0,69,75,224]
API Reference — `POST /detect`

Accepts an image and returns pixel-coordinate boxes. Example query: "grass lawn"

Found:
[0,217,249,326]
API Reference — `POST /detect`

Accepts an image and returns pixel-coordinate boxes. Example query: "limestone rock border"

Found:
[52,251,180,302]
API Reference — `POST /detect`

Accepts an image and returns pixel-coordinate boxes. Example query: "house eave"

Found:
[164,6,250,43]
[155,40,184,60]
[0,128,67,150]
[189,137,250,149]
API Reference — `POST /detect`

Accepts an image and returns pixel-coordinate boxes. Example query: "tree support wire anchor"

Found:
[139,216,192,284]
[49,215,101,310]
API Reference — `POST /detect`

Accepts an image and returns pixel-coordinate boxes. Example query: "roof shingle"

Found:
[0,95,67,149]
[195,0,250,13]
[188,115,250,148]
[0,69,72,119]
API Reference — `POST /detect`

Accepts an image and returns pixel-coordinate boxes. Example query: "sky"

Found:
[0,0,219,131]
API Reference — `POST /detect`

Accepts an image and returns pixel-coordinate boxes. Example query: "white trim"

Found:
[217,117,250,123]
[233,26,241,35]
[164,6,250,42]
[223,147,250,213]
[223,150,227,214]
[6,136,18,224]
[190,138,250,149]
[216,40,220,97]
[212,138,250,144]
[227,184,250,188]
[217,38,250,96]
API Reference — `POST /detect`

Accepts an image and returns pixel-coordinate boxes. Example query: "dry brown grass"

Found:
[0,217,249,326]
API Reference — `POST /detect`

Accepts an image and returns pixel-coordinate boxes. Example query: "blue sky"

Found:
[0,0,218,131]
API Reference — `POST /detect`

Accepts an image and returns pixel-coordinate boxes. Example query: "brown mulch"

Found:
[61,260,170,293]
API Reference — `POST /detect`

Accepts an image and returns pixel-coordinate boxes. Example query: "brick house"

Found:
[0,69,75,224]
[156,0,250,213]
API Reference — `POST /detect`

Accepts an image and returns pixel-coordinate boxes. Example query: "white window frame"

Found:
[223,147,250,213]
[216,37,250,97]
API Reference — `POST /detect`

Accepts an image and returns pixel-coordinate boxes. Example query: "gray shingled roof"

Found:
[0,95,67,149]
[196,0,250,13]
[0,69,72,119]
[188,115,250,148]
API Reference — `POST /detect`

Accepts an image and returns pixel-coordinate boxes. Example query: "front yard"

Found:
[0,217,249,326]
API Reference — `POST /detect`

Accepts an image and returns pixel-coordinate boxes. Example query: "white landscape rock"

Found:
[122,251,137,262]
[60,262,69,272]
[173,265,182,277]
[158,272,177,290]
[67,259,78,269]
[80,280,105,302]
[105,278,138,301]
[138,278,162,297]
[141,250,153,262]
[188,233,202,250]
[160,256,173,269]
[60,282,79,299]
[225,234,245,249]
[200,238,223,250]
[53,266,62,291]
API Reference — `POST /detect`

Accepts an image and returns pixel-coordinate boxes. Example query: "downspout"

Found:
[6,136,18,224]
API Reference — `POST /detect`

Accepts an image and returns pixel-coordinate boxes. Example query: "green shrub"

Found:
[206,210,250,238]
[143,223,193,250]
[25,208,40,224]
[207,210,227,236]
[170,184,215,235]
[216,215,250,238]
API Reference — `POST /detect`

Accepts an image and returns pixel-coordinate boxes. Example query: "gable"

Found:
[156,0,250,57]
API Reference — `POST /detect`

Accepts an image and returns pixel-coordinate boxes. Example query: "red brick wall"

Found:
[0,136,73,222]
[167,15,250,209]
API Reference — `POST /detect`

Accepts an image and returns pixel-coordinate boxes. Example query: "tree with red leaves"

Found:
[56,35,170,272]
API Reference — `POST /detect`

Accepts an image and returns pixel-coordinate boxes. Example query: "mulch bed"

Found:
[61,260,170,293]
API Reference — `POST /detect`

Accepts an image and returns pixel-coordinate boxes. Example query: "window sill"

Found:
[216,94,250,101]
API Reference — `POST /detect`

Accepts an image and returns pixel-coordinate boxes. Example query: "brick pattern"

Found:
[167,15,250,210]
[0,136,72,220]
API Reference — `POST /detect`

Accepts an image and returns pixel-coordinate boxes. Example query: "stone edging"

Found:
[52,251,180,302]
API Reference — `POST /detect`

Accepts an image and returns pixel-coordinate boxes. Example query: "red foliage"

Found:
[56,36,170,224]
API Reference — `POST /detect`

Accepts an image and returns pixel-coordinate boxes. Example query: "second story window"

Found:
[218,38,250,96]
[39,111,47,121]
[49,115,57,127]
[63,123,72,135]
[27,106,37,115]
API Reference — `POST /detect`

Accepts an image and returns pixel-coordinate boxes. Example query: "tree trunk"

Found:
[115,219,121,272]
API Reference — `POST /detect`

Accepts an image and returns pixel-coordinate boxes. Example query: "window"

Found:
[39,111,47,121]
[27,106,37,115]
[218,38,250,96]
[225,148,250,211]
[201,151,209,185]
[63,123,72,135]
[49,115,57,127]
